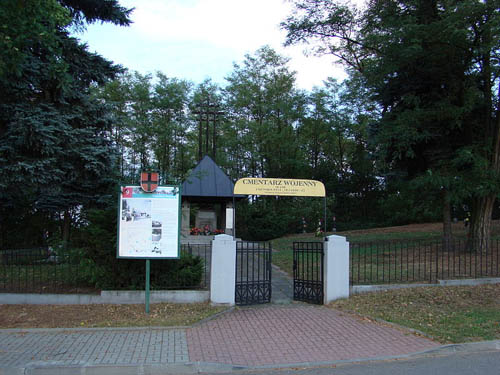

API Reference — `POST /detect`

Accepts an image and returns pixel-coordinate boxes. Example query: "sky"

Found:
[77,0,351,91]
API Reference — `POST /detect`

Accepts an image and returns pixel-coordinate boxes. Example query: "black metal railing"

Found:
[350,237,500,285]
[0,244,212,294]
[235,241,272,305]
[0,247,90,294]
[180,243,211,289]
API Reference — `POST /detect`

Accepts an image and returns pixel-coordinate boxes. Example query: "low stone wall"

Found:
[0,290,209,305]
[351,277,500,295]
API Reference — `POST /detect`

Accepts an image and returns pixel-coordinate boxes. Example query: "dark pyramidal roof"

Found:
[181,155,235,198]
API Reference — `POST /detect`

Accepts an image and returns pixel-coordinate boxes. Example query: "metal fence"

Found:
[181,243,211,289]
[0,247,89,294]
[0,244,211,294]
[350,237,500,285]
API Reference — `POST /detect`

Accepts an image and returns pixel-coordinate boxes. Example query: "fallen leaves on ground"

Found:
[0,303,227,329]
[330,284,500,344]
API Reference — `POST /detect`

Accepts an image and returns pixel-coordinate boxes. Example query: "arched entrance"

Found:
[233,177,327,305]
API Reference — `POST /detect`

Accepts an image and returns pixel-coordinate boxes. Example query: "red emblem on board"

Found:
[140,172,159,193]
[122,187,133,198]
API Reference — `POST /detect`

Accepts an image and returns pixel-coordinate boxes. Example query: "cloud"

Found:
[128,0,290,53]
[79,0,352,90]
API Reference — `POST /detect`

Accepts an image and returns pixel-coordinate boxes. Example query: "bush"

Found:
[72,208,203,290]
[235,196,334,241]
[150,254,204,289]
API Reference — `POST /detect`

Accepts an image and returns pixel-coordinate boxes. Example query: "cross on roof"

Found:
[193,98,224,161]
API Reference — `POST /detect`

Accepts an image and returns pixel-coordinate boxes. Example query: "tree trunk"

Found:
[467,195,495,253]
[467,35,498,253]
[442,191,452,251]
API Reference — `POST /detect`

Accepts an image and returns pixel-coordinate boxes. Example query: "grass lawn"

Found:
[330,284,500,344]
[271,235,317,277]
[270,232,443,278]
[0,302,227,329]
[271,221,500,280]
[270,223,451,276]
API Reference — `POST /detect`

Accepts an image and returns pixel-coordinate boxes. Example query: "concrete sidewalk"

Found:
[0,304,443,374]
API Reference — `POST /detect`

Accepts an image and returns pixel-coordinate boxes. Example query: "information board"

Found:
[117,185,181,259]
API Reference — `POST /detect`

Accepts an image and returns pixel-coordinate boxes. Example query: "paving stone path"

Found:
[186,305,439,367]
[0,268,439,372]
[0,329,188,368]
[0,305,439,371]
[271,265,294,303]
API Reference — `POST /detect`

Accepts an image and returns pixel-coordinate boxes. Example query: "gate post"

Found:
[210,234,236,305]
[324,235,350,304]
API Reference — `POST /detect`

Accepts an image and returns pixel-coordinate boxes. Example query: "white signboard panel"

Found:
[118,185,181,259]
[225,208,234,229]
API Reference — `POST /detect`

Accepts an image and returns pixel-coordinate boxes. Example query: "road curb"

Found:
[2,340,499,375]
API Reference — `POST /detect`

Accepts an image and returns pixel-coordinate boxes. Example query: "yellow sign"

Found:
[234,178,326,197]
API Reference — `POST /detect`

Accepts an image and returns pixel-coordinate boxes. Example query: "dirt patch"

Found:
[0,303,226,329]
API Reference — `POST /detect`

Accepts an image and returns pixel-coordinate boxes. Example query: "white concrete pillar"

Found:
[210,234,236,305]
[324,235,350,304]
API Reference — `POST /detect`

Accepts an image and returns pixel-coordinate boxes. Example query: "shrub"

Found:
[72,208,203,290]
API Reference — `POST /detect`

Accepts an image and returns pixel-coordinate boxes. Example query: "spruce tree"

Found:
[0,0,132,247]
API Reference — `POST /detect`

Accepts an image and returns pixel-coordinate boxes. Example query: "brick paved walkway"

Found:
[186,306,439,366]
[0,329,188,368]
[0,305,440,372]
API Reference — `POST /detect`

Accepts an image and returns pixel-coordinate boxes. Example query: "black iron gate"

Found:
[293,241,324,304]
[235,241,272,305]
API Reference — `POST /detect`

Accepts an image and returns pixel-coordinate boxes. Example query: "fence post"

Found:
[210,234,236,305]
[324,235,350,304]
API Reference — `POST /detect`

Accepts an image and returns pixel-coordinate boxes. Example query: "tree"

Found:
[456,0,500,251]
[299,77,383,228]
[152,73,192,182]
[282,0,500,249]
[224,46,307,179]
[0,0,132,246]
[98,72,196,184]
[126,72,154,175]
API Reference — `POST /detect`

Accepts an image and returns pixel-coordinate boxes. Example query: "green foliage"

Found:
[59,0,133,28]
[224,46,307,179]
[379,185,441,226]
[282,0,500,244]
[96,71,194,183]
[236,196,334,241]
[236,199,292,241]
[11,0,496,251]
[0,0,70,77]
[72,208,203,290]
[150,254,203,290]
[0,0,132,247]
